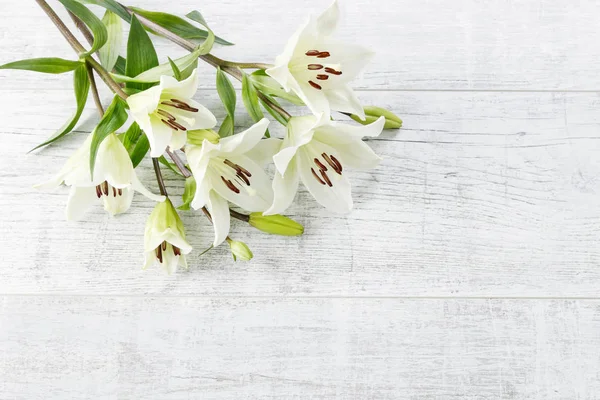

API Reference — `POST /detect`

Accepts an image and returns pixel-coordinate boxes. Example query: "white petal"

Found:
[273,146,300,176]
[210,155,273,212]
[320,39,375,82]
[219,118,270,155]
[160,245,180,274]
[65,186,97,221]
[316,0,340,37]
[266,20,310,91]
[271,115,320,175]
[324,86,364,118]
[190,176,211,210]
[95,134,134,187]
[329,140,381,169]
[315,117,385,145]
[206,190,230,247]
[102,186,134,216]
[169,130,187,151]
[147,115,173,157]
[131,174,166,202]
[265,161,300,215]
[297,144,353,213]
[126,86,162,115]
[160,68,199,100]
[295,82,331,118]
[186,100,217,130]
[244,138,282,167]
[143,251,156,270]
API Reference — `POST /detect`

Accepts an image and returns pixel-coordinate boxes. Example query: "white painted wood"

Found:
[1,89,599,296]
[1,297,599,399]
[1,0,600,90]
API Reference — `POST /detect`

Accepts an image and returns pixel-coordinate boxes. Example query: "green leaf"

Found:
[216,67,236,130]
[128,7,233,46]
[180,58,197,81]
[114,56,126,74]
[0,58,83,74]
[158,156,184,176]
[185,11,215,55]
[260,94,289,126]
[58,0,107,57]
[77,0,131,22]
[113,46,201,84]
[29,64,90,152]
[250,70,304,105]
[121,121,142,153]
[125,14,159,91]
[167,57,182,81]
[129,133,150,167]
[178,176,196,210]
[218,115,234,138]
[99,10,122,71]
[241,71,269,137]
[89,96,128,177]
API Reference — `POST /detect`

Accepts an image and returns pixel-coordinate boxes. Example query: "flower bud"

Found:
[187,129,221,145]
[351,106,402,129]
[226,238,253,261]
[248,212,304,236]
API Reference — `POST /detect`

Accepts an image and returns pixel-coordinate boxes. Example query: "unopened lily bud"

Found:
[249,212,304,236]
[226,238,253,261]
[187,129,221,145]
[351,106,402,129]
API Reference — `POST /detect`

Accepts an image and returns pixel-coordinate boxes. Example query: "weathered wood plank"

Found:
[1,296,599,399]
[1,89,599,296]
[1,0,600,90]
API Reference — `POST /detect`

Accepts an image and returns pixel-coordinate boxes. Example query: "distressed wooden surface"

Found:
[0,0,599,398]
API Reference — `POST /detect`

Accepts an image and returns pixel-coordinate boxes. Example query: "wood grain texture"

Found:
[1,296,599,399]
[0,89,599,296]
[1,0,600,91]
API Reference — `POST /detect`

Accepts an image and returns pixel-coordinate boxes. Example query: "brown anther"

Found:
[156,246,163,263]
[236,165,252,178]
[173,246,181,256]
[307,64,324,70]
[314,158,328,171]
[236,172,251,186]
[95,185,102,198]
[324,67,342,75]
[317,51,331,58]
[101,181,109,196]
[308,80,322,90]
[112,187,117,197]
[170,99,199,112]
[162,241,167,251]
[221,176,240,194]
[223,159,238,170]
[161,119,187,131]
[330,155,343,173]
[305,50,320,56]
[311,168,326,185]
[157,109,176,121]
[316,74,329,80]
[320,169,333,187]
[118,188,123,196]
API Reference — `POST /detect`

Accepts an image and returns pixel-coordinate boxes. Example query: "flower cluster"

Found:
[4,0,401,273]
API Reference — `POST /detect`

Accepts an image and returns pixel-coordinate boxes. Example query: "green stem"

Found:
[35,0,128,100]
[85,62,104,116]
[152,158,168,196]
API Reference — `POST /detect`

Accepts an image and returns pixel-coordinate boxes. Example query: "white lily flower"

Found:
[36,133,165,220]
[127,69,217,157]
[266,0,373,119]
[144,199,192,274]
[186,118,277,247]
[265,114,385,215]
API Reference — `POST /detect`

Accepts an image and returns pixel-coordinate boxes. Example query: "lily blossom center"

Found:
[153,240,183,264]
[291,49,344,91]
[95,180,124,198]
[154,97,199,132]
[212,157,256,196]
[309,150,343,187]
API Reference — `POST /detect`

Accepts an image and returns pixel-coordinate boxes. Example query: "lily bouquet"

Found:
[2,0,401,273]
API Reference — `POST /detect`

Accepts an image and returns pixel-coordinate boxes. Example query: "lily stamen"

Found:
[320,169,333,187]
[308,64,323,70]
[160,99,199,112]
[101,181,109,196]
[311,168,326,185]
[317,51,330,58]
[157,109,176,120]
[305,50,320,56]
[156,245,163,263]
[95,185,102,198]
[316,74,329,80]
[322,153,342,174]
[221,176,241,193]
[324,67,342,75]
[173,246,181,256]
[236,172,250,186]
[308,80,322,90]
[330,155,343,173]
[314,158,328,171]
[162,241,167,251]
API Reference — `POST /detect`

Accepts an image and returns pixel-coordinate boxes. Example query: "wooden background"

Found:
[1,0,600,398]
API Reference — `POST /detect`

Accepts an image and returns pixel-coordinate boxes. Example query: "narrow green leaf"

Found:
[0,58,82,74]
[250,71,304,105]
[260,94,289,126]
[121,122,142,153]
[29,64,90,152]
[99,10,122,71]
[168,57,182,81]
[178,176,196,210]
[216,67,236,125]
[113,46,201,84]
[89,96,128,177]
[58,0,107,57]
[129,133,150,167]
[241,71,269,137]
[218,115,234,138]
[114,56,126,74]
[158,156,184,176]
[180,58,198,81]
[128,7,233,46]
[77,0,131,22]
[125,14,159,91]
[185,10,215,55]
